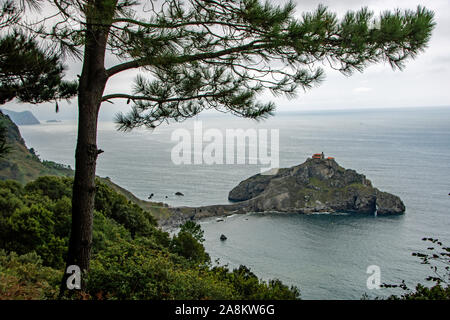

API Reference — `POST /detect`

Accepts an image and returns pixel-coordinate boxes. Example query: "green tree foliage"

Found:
[0,1,77,105]
[86,237,233,300]
[382,238,450,300]
[170,231,210,264]
[94,181,159,238]
[0,176,300,299]
[212,265,300,300]
[0,177,163,269]
[0,32,78,105]
[179,220,205,243]
[0,120,10,157]
[102,2,436,129]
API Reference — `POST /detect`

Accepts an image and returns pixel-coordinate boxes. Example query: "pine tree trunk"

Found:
[59,3,114,294]
[66,89,103,271]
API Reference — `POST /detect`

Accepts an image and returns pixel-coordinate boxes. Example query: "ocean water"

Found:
[19,106,450,299]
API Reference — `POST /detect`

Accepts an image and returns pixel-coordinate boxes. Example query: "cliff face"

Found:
[161,157,405,227]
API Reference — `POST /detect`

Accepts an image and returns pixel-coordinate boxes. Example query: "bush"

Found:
[212,265,300,300]
[170,231,210,265]
[179,220,205,243]
[2,203,67,268]
[86,238,234,300]
[94,179,159,238]
[24,176,72,201]
[0,250,61,299]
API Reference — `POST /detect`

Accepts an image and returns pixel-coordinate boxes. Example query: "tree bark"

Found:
[59,1,115,295]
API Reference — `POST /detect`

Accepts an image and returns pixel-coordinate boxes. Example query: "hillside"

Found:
[98,177,172,220]
[0,110,72,184]
[0,109,40,125]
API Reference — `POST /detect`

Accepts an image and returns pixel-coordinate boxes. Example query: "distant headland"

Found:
[0,109,40,125]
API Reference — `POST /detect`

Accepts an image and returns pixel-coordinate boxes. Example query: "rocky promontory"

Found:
[161,156,405,227]
[227,156,405,215]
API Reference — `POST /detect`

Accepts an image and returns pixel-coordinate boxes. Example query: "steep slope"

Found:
[228,157,405,215]
[0,110,72,184]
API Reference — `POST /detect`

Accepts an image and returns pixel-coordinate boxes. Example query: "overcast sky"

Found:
[5,0,450,120]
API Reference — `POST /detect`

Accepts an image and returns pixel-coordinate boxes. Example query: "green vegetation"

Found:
[179,220,206,243]
[0,250,62,300]
[0,117,10,157]
[0,176,300,300]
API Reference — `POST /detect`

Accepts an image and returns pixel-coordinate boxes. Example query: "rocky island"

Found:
[162,154,405,227]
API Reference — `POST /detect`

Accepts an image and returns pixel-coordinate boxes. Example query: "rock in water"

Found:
[220,234,227,241]
[175,192,184,196]
[228,157,405,215]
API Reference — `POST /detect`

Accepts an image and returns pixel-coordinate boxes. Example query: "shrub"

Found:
[170,231,210,265]
[179,220,205,243]
[86,238,234,300]
[212,265,300,300]
[0,250,61,299]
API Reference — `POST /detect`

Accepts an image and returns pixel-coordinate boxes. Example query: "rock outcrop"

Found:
[161,157,405,227]
[227,157,405,215]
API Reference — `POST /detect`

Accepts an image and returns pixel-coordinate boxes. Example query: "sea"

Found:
[18,106,450,299]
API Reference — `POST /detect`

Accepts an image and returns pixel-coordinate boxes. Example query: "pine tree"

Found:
[13,0,435,294]
[0,32,78,104]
